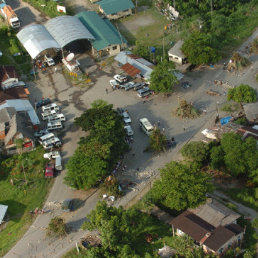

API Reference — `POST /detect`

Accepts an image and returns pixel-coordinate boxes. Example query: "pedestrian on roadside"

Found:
[157,120,160,126]
[106,88,108,94]
[183,127,185,131]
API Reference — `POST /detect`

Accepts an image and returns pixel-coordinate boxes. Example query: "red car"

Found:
[45,163,55,178]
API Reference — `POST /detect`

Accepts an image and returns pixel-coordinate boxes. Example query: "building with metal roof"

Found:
[97,0,135,20]
[45,16,94,48]
[17,16,95,59]
[115,51,154,80]
[76,11,127,56]
[168,40,187,65]
[17,24,60,59]
[0,204,8,224]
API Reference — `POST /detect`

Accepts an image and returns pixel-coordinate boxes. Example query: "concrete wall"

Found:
[92,44,123,57]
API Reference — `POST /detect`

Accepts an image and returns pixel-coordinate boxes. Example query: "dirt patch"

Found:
[119,14,155,35]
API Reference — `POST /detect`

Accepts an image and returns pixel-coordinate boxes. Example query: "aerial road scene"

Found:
[0,0,257,257]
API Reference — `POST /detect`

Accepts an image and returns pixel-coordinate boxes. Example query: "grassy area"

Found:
[0,26,32,78]
[0,147,53,256]
[118,7,177,52]
[219,187,258,212]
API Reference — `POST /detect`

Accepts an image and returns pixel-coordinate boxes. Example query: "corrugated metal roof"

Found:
[115,51,154,80]
[97,0,135,15]
[76,11,126,51]
[0,204,8,224]
[0,99,40,125]
[17,24,60,59]
[121,63,140,77]
[45,16,95,48]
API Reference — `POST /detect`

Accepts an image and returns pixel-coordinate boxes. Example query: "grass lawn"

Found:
[118,7,177,51]
[0,26,32,78]
[0,147,53,256]
[219,187,258,212]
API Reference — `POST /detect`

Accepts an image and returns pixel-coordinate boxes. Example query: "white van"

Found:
[42,110,59,120]
[42,103,59,113]
[39,133,55,145]
[48,113,66,122]
[44,55,55,66]
[47,121,62,131]
[42,137,61,149]
[139,118,154,135]
[55,155,62,171]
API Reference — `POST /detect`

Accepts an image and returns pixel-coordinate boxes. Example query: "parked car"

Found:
[139,118,154,135]
[124,82,135,91]
[43,150,60,160]
[181,81,191,89]
[110,79,119,88]
[124,125,134,136]
[122,111,131,124]
[137,87,152,98]
[42,103,59,113]
[36,98,51,109]
[45,163,55,178]
[133,82,145,91]
[34,129,49,138]
[44,55,55,66]
[114,74,127,83]
[48,113,66,122]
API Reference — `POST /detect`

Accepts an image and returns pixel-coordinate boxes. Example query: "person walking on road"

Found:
[106,88,108,94]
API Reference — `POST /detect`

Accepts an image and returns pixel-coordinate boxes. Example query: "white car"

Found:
[43,151,60,160]
[44,55,55,66]
[124,125,134,136]
[114,74,127,83]
[110,79,119,88]
[122,112,131,124]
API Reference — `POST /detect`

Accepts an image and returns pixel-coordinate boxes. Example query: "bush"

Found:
[234,117,249,125]
[47,217,67,237]
[175,99,200,119]
[227,84,257,104]
[221,103,240,112]
[148,128,167,153]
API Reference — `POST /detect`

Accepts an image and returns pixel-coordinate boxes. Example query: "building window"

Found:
[112,46,117,50]
[174,57,178,60]
[219,248,224,254]
[228,242,232,248]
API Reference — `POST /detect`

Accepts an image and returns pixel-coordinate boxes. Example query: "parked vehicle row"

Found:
[111,74,153,98]
[116,108,134,137]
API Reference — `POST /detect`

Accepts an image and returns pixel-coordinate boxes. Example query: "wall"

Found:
[99,7,133,20]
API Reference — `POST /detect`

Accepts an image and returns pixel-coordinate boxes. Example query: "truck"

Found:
[1,5,20,29]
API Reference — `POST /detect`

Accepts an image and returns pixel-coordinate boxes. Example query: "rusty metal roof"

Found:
[121,63,140,77]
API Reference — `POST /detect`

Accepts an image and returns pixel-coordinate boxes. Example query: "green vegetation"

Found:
[149,161,214,211]
[148,128,167,153]
[22,0,65,18]
[150,60,178,93]
[250,38,258,53]
[227,84,257,104]
[220,102,240,112]
[210,133,258,183]
[234,117,249,126]
[64,100,128,189]
[0,147,52,256]
[181,32,220,65]
[0,27,31,76]
[82,201,171,257]
[47,217,67,237]
[180,141,209,164]
[220,188,258,211]
[175,99,200,119]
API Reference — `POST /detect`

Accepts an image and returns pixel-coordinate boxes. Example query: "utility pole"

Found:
[162,36,165,59]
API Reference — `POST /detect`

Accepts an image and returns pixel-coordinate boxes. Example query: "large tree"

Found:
[149,60,178,93]
[65,100,128,189]
[150,161,213,211]
[149,128,167,153]
[227,84,257,104]
[181,32,220,65]
[210,133,258,182]
[180,141,209,164]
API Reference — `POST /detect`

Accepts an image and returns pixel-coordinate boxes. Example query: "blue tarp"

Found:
[220,116,232,125]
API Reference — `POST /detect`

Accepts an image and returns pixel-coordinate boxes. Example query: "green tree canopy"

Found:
[227,84,257,104]
[181,32,220,65]
[210,133,258,182]
[150,161,213,211]
[65,100,128,189]
[149,128,167,153]
[180,141,209,163]
[149,60,178,93]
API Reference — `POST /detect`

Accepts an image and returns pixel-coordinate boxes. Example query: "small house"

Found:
[76,11,127,57]
[170,199,244,256]
[97,0,135,20]
[168,40,187,65]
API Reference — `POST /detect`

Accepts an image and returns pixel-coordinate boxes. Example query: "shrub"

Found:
[47,217,67,237]
[227,84,257,103]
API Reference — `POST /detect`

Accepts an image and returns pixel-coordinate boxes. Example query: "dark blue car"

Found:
[36,98,51,108]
